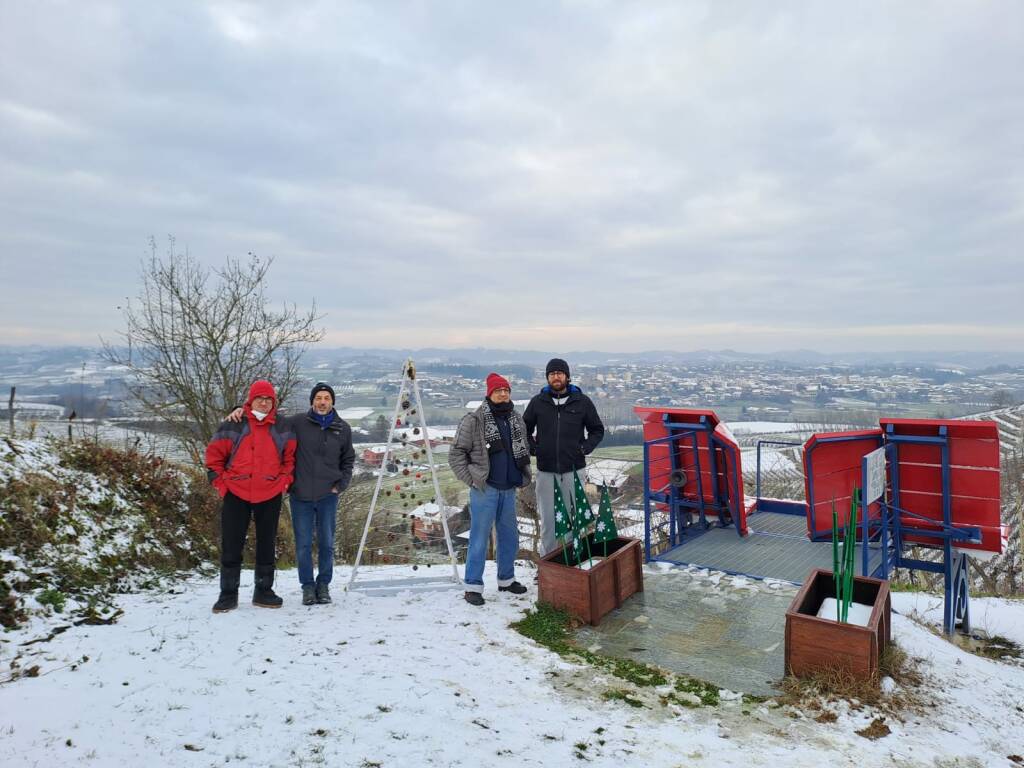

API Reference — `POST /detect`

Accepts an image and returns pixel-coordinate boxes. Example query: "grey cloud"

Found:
[1,1,1022,352]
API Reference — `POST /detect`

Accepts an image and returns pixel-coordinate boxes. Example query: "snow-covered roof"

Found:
[338,407,375,420]
[409,502,461,519]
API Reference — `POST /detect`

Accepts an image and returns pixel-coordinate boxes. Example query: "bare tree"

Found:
[104,237,324,465]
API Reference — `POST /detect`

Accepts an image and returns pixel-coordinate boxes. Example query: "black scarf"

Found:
[483,400,529,463]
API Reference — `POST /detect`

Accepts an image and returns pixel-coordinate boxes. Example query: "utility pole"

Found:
[7,386,14,436]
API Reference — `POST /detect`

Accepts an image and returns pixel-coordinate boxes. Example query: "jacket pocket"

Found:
[470,467,488,490]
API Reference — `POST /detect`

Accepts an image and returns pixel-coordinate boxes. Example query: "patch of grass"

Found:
[887,580,932,594]
[513,602,725,710]
[602,689,644,708]
[673,676,720,707]
[952,632,1023,661]
[511,603,667,686]
[37,588,66,613]
[510,602,574,651]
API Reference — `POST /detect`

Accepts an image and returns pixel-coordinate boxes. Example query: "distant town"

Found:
[2,346,1022,437]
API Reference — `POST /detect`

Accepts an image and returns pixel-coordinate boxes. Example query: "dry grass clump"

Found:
[778,642,928,718]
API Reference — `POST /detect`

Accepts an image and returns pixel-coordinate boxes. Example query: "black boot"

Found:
[253,565,283,608]
[212,566,240,613]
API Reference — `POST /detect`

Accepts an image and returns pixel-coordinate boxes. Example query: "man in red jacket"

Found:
[206,380,297,612]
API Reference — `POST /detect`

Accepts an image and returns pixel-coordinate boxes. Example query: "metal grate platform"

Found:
[656,512,885,583]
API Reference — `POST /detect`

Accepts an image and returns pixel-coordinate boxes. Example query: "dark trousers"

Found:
[220,491,282,570]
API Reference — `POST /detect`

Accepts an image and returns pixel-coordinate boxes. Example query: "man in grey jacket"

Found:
[449,373,531,606]
[227,382,355,605]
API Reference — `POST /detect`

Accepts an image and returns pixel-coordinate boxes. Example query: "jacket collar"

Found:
[306,409,341,429]
[541,384,580,400]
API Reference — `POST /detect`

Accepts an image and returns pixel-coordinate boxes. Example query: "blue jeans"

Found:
[290,494,339,587]
[464,485,519,593]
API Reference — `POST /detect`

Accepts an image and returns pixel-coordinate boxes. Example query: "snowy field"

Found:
[726,421,810,434]
[740,446,800,476]
[2,564,1024,767]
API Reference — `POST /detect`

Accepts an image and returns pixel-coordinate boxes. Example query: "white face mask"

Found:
[251,409,268,421]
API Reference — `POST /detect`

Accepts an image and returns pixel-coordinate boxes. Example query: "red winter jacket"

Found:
[205,380,297,503]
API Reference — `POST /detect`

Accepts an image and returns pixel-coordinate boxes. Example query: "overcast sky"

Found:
[1,1,1022,354]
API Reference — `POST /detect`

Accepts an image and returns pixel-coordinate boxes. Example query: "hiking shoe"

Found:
[302,585,316,606]
[212,591,238,613]
[315,583,332,605]
[464,591,485,606]
[498,581,528,595]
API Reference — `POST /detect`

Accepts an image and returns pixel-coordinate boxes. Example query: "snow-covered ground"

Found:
[2,564,1024,767]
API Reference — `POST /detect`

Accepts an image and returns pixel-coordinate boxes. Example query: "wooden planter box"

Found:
[537,536,643,626]
[785,568,891,680]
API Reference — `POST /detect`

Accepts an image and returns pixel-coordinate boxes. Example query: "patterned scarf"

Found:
[482,402,530,462]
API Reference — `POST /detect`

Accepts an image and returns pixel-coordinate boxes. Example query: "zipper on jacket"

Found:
[555,395,561,474]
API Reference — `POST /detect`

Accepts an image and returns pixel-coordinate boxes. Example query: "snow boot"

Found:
[301,585,316,606]
[212,567,240,613]
[464,591,485,606]
[498,581,528,595]
[252,566,283,608]
[315,582,332,605]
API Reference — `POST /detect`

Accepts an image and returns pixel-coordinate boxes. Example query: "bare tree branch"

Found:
[103,237,325,465]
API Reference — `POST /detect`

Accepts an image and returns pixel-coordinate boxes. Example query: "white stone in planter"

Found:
[816,597,873,628]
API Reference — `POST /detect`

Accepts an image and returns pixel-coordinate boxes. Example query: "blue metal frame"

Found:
[642,417,743,563]
[754,439,803,515]
[640,417,987,633]
[876,424,977,635]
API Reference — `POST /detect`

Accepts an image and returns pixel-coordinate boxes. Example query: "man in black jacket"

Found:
[523,358,604,555]
[289,383,355,605]
[226,382,355,605]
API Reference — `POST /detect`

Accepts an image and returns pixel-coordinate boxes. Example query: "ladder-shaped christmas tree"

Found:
[347,358,462,595]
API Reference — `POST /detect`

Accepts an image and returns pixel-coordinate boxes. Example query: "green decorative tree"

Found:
[553,480,575,566]
[594,483,618,556]
[572,471,594,565]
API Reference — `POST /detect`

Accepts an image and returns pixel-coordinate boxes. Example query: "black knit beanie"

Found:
[309,382,336,404]
[545,358,570,379]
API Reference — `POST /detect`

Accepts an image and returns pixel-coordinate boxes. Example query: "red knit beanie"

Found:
[486,373,511,398]
[247,379,277,407]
